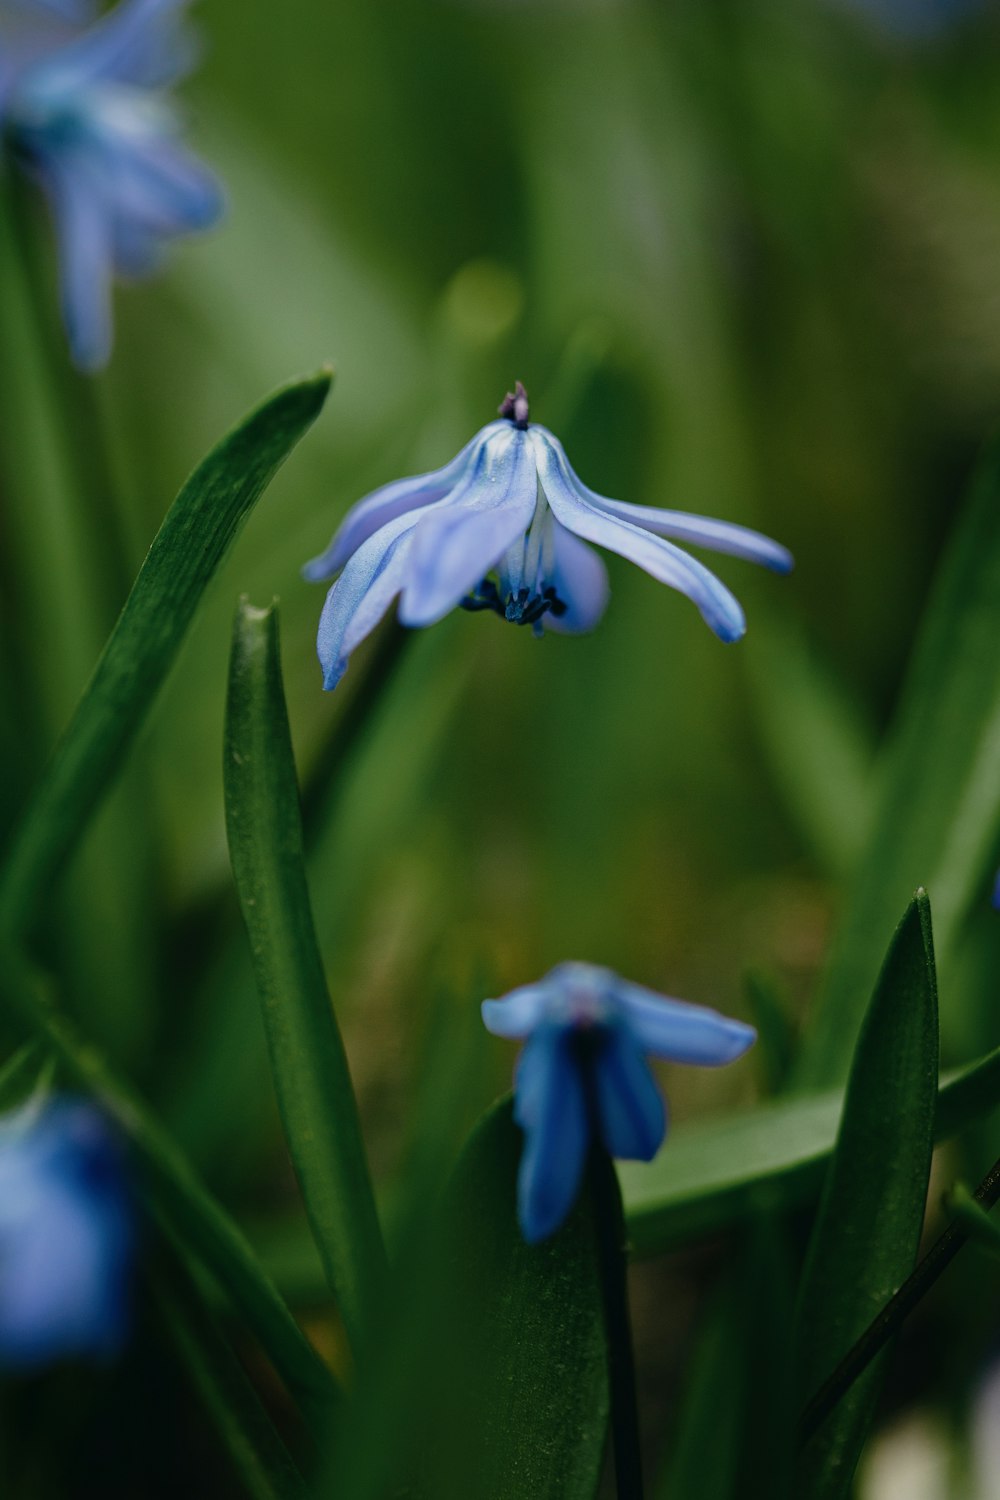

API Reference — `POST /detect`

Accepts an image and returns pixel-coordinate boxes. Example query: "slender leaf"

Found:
[619,1025,1000,1257]
[0,376,338,1429]
[427,1099,610,1500]
[151,1251,311,1500]
[0,1041,43,1110]
[802,447,1000,1084]
[0,949,338,1430]
[0,370,332,941]
[945,1183,1000,1262]
[224,599,384,1354]
[745,613,875,880]
[793,892,939,1500]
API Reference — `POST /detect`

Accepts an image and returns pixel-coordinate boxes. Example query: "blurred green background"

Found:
[6,0,1000,1493]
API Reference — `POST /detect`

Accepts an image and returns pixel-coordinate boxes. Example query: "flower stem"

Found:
[798,1149,1000,1444]
[300,619,413,845]
[588,1147,645,1500]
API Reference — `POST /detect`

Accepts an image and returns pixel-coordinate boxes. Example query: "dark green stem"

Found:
[798,1150,1000,1444]
[6,173,133,627]
[589,1148,645,1500]
[300,619,412,844]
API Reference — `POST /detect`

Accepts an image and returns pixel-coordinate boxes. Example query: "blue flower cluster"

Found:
[305,382,793,690]
[483,962,755,1242]
[0,0,221,368]
[0,1096,133,1368]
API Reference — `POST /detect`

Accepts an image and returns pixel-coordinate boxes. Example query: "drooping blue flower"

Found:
[0,1095,134,1368]
[0,0,222,369]
[304,383,793,690]
[482,961,756,1243]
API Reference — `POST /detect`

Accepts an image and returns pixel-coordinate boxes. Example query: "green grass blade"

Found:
[792,892,939,1500]
[0,947,338,1433]
[224,599,384,1354]
[620,1026,1000,1257]
[0,370,332,940]
[802,447,1000,1083]
[151,1252,311,1500]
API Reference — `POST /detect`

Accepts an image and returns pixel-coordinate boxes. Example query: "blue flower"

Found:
[0,1096,134,1368]
[304,383,793,690]
[482,961,756,1243]
[0,0,222,369]
[827,0,983,37]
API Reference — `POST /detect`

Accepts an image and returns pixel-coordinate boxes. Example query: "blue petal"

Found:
[44,0,194,91]
[0,1100,132,1369]
[992,868,1000,911]
[593,1027,667,1161]
[399,428,537,627]
[98,129,223,238]
[42,153,114,370]
[481,985,553,1040]
[531,431,747,643]
[542,522,609,634]
[541,429,793,574]
[513,1029,590,1243]
[614,982,756,1065]
[303,422,506,582]
[315,509,423,690]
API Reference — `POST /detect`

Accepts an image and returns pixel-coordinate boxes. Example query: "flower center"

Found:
[498,379,530,430]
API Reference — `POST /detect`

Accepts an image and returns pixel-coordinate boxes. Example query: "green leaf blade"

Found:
[620,1032,1000,1259]
[432,1099,610,1500]
[224,599,384,1355]
[0,370,332,940]
[802,447,1000,1084]
[793,892,939,1499]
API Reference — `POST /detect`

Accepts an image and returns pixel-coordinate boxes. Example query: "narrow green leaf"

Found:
[803,447,1000,1084]
[429,1099,609,1500]
[0,370,332,941]
[745,613,875,880]
[0,947,338,1434]
[0,1041,43,1110]
[620,1030,1000,1257]
[152,1253,311,1500]
[945,1182,1000,1262]
[793,892,939,1500]
[224,599,384,1353]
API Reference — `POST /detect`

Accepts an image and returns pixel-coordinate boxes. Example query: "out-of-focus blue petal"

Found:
[399,428,536,627]
[593,1027,666,1161]
[39,0,193,91]
[513,1029,590,1244]
[992,869,1000,910]
[481,985,553,1039]
[42,152,114,369]
[303,423,505,582]
[0,1099,132,1368]
[542,522,609,634]
[531,430,747,643]
[614,981,756,1065]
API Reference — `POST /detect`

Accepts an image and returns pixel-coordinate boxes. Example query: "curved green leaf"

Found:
[224,599,384,1354]
[620,1026,1000,1257]
[793,893,938,1499]
[432,1099,609,1500]
[802,446,1000,1084]
[0,369,332,940]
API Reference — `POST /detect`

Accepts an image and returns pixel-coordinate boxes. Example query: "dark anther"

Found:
[498,380,530,430]
[460,579,505,616]
[543,586,567,619]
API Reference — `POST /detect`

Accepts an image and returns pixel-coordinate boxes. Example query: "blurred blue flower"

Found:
[992,869,1000,910]
[0,0,222,369]
[482,961,755,1243]
[829,0,984,38]
[0,1096,133,1368]
[304,382,793,690]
